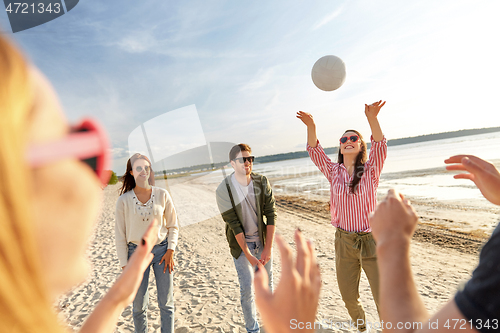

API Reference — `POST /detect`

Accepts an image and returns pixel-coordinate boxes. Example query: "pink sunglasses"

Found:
[339,135,359,144]
[27,118,111,185]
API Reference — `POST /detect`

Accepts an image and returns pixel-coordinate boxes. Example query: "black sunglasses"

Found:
[339,135,359,144]
[233,156,255,164]
[135,165,151,173]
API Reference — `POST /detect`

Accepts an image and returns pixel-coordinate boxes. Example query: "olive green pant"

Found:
[335,228,380,331]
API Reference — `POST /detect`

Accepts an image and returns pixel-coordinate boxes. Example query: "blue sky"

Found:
[3,0,500,174]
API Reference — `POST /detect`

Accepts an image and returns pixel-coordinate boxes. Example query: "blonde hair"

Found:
[0,36,64,333]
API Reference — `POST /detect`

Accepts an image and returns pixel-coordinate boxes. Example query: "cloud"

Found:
[239,68,275,91]
[311,7,343,31]
[115,32,157,53]
[109,147,127,158]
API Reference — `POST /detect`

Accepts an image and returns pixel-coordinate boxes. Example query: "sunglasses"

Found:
[135,165,151,173]
[233,156,255,164]
[27,118,111,186]
[339,135,359,144]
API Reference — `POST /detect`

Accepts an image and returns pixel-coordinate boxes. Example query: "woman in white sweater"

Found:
[115,153,179,333]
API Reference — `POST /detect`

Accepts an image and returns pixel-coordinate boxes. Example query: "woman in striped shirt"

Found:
[297,101,387,333]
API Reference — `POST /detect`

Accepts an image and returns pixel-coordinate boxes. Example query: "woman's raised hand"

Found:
[365,100,386,119]
[297,111,319,148]
[296,111,316,128]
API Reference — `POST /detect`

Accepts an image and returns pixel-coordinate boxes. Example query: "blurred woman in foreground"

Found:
[0,34,155,333]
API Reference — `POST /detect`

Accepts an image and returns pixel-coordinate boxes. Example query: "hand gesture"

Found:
[254,230,321,333]
[159,249,175,274]
[246,254,260,267]
[370,189,418,248]
[296,111,316,128]
[364,100,386,119]
[113,221,157,305]
[78,221,158,332]
[260,246,272,266]
[445,155,500,205]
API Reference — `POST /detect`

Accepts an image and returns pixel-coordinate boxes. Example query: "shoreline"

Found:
[275,194,488,255]
[269,161,500,238]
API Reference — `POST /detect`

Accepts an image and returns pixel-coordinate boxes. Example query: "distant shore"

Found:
[150,126,500,176]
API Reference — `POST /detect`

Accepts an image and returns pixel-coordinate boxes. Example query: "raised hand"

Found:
[364,100,386,119]
[296,111,316,128]
[445,155,500,205]
[254,230,321,333]
[370,189,418,248]
[79,220,158,333]
[112,220,158,305]
[296,111,318,147]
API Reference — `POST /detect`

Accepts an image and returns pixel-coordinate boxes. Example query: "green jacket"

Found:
[215,172,277,259]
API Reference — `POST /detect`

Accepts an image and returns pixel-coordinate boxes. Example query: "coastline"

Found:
[271,161,500,239]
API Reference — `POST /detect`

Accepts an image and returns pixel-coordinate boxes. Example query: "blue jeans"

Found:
[127,239,174,333]
[233,241,273,333]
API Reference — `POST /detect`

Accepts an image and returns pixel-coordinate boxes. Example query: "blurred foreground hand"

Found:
[254,230,321,333]
[445,155,500,205]
[370,189,418,249]
[80,220,158,333]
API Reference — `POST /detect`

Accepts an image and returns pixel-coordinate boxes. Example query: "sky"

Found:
[2,0,500,174]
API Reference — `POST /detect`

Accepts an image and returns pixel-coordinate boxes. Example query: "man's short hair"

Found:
[229,144,252,161]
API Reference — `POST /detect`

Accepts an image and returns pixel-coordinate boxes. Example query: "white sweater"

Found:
[115,186,179,267]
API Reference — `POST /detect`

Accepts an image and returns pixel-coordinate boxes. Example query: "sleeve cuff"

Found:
[119,257,128,268]
[266,216,276,226]
[306,140,321,151]
[371,135,387,145]
[232,226,244,235]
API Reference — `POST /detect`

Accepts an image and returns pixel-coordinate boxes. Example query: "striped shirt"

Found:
[307,136,387,232]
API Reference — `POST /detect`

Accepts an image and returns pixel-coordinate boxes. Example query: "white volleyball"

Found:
[311,55,346,91]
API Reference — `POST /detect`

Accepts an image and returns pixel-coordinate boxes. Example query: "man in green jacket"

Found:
[216,143,277,333]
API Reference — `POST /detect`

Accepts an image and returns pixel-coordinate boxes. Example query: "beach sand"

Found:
[55,169,494,332]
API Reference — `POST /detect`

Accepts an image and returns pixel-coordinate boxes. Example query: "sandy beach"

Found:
[55,167,496,332]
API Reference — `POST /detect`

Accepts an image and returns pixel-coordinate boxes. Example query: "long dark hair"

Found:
[337,129,367,194]
[119,153,155,195]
